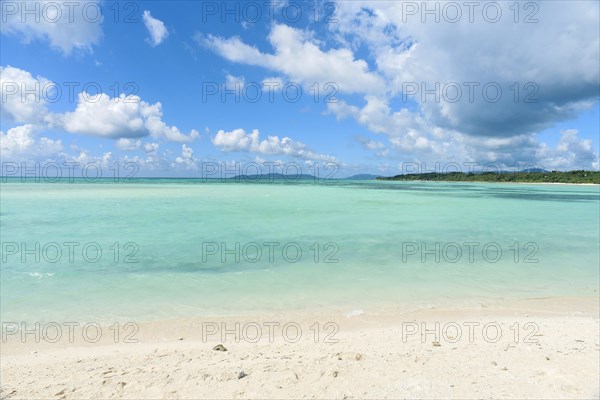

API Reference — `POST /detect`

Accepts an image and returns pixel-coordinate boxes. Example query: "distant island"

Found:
[344,174,382,180]
[377,170,600,184]
[227,173,382,181]
[228,173,317,181]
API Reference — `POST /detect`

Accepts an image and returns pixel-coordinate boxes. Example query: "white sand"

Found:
[1,297,598,399]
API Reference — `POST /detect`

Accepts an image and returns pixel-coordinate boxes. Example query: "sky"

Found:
[1,0,599,178]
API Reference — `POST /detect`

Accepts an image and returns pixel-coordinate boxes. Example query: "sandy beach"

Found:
[1,297,598,399]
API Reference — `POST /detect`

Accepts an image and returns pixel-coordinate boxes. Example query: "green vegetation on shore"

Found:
[377,170,600,184]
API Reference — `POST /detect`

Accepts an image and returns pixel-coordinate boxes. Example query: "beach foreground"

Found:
[1,297,598,399]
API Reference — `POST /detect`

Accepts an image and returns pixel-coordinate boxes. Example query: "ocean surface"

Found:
[1,180,599,322]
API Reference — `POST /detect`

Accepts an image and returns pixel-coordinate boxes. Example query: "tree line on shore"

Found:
[377,170,600,184]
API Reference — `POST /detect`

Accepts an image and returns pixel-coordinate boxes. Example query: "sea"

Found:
[1,179,598,323]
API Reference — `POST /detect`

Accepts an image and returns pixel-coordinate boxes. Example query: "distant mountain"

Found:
[343,174,382,180]
[228,173,318,181]
[227,173,382,181]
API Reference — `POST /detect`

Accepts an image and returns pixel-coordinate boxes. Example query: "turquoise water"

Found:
[1,180,599,322]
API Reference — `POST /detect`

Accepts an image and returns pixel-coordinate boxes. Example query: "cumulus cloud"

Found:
[0,125,192,176]
[0,0,102,54]
[59,93,199,142]
[212,128,336,162]
[328,96,421,137]
[1,66,199,144]
[143,142,160,153]
[0,65,52,124]
[199,24,385,94]
[115,138,142,151]
[0,124,63,160]
[319,1,600,169]
[173,144,198,170]
[201,2,599,170]
[61,94,145,138]
[66,149,113,168]
[339,98,599,170]
[142,10,169,46]
[329,1,599,138]
[538,130,600,170]
[115,138,159,153]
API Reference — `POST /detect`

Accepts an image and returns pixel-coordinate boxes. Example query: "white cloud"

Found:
[537,130,600,171]
[142,10,169,46]
[60,94,146,138]
[316,1,600,169]
[115,138,142,151]
[143,142,159,153]
[0,125,189,176]
[173,144,198,170]
[0,124,62,160]
[181,144,193,160]
[200,4,599,171]
[329,1,599,138]
[328,96,420,137]
[201,24,385,94]
[59,93,199,142]
[212,128,336,162]
[65,149,113,170]
[115,138,159,153]
[0,65,52,124]
[0,0,102,55]
[337,96,599,170]
[2,66,199,144]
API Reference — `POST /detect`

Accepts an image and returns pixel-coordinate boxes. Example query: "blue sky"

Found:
[1,1,599,177]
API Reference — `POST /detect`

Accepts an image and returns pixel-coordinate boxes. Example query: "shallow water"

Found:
[1,180,598,322]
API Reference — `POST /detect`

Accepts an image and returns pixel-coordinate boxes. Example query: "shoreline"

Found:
[2,296,598,399]
[376,179,600,186]
[3,296,597,350]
